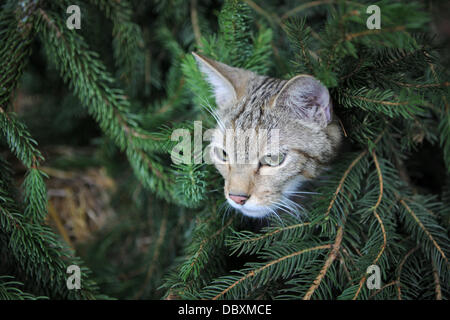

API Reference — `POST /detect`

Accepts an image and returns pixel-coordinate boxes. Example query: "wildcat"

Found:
[193,52,343,218]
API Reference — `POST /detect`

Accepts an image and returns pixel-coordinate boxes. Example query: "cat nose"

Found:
[229,193,249,205]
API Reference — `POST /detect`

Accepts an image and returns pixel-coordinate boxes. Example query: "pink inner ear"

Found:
[279,76,332,127]
[316,86,332,123]
[325,101,332,122]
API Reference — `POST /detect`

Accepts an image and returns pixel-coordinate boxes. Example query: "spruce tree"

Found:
[0,0,449,300]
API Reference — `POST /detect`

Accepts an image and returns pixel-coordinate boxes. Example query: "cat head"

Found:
[193,53,342,217]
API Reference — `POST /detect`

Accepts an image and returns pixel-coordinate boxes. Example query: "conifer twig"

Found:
[396,246,419,300]
[324,151,366,217]
[239,222,311,244]
[397,195,449,267]
[213,244,332,300]
[325,128,386,218]
[305,130,387,299]
[340,91,410,106]
[156,78,185,114]
[244,0,281,27]
[353,150,386,300]
[190,218,234,270]
[431,260,442,300]
[190,0,202,48]
[344,26,406,42]
[368,280,398,299]
[391,81,450,88]
[303,228,343,300]
[281,0,334,21]
[339,255,353,283]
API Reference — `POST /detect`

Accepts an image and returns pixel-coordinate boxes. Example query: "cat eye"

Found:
[260,153,286,167]
[213,147,228,162]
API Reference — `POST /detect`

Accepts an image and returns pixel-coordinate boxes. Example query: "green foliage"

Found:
[35,5,175,200]
[0,1,34,112]
[89,0,146,97]
[0,111,44,168]
[0,156,101,299]
[0,0,449,300]
[163,0,449,300]
[218,0,253,67]
[0,276,40,300]
[22,168,48,222]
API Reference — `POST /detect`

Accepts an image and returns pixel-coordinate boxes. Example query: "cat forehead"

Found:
[218,76,288,128]
[210,125,303,149]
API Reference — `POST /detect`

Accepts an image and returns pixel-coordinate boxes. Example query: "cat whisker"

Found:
[278,198,304,221]
[283,194,306,200]
[282,197,306,213]
[200,97,226,132]
[270,201,296,219]
[268,202,284,215]
[276,198,296,211]
[218,200,234,226]
[283,208,301,220]
[284,191,320,195]
[267,207,284,226]
[225,206,237,225]
[283,198,309,222]
[218,200,228,212]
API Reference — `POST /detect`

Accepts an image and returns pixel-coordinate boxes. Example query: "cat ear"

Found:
[192,52,252,108]
[274,75,333,128]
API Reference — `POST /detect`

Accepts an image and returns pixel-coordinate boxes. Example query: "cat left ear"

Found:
[274,75,333,128]
[192,52,252,109]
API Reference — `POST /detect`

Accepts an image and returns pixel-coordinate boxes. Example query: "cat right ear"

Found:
[192,52,251,108]
[273,75,333,128]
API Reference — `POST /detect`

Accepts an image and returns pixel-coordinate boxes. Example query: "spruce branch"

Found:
[189,218,234,273]
[338,88,423,119]
[0,0,37,112]
[227,222,311,256]
[35,8,174,199]
[396,246,419,300]
[0,172,101,299]
[283,18,316,75]
[179,217,234,282]
[352,150,387,300]
[212,244,332,300]
[368,280,398,299]
[302,130,387,300]
[190,0,202,48]
[339,255,354,284]
[0,110,44,168]
[324,127,386,219]
[0,2,50,225]
[428,60,450,172]
[0,276,40,300]
[244,0,281,29]
[325,150,367,217]
[281,0,335,21]
[344,25,406,42]
[219,0,253,67]
[88,0,145,96]
[397,196,449,267]
[431,260,443,300]
[303,228,343,300]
